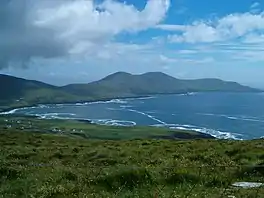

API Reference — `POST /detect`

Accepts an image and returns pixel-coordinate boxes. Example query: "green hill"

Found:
[63,72,260,98]
[0,74,85,111]
[0,72,261,111]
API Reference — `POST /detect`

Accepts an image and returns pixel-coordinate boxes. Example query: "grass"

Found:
[0,116,264,197]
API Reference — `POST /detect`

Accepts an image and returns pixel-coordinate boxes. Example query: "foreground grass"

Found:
[0,127,264,197]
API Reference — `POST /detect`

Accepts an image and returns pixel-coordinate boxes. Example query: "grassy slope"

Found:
[0,117,264,198]
[0,74,86,111]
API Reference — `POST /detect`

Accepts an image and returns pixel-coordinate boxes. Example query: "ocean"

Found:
[2,92,264,140]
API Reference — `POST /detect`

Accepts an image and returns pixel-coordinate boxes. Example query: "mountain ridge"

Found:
[0,72,261,111]
[63,71,260,96]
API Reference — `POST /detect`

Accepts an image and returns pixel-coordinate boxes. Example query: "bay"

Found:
[4,92,264,140]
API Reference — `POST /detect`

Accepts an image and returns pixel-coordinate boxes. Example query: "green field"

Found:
[0,116,264,197]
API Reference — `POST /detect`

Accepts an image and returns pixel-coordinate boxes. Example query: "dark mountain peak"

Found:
[102,71,177,80]
[139,72,178,82]
[141,72,172,77]
[141,72,175,79]
[101,71,132,81]
[0,73,22,80]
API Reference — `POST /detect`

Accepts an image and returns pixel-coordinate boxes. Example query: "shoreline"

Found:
[1,91,262,114]
[1,92,263,141]
[0,113,236,140]
[0,114,216,140]
[0,94,157,114]
[1,110,261,141]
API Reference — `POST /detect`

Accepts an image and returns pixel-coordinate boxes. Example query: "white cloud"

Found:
[168,23,221,43]
[0,0,170,68]
[242,33,264,43]
[157,11,264,44]
[217,13,264,37]
[159,55,178,64]
[178,50,198,54]
[232,51,264,62]
[155,24,186,31]
[36,0,170,40]
[181,57,215,64]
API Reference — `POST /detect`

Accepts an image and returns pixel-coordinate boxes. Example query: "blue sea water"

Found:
[2,92,264,140]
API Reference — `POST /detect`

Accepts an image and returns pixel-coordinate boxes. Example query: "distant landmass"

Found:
[0,72,261,111]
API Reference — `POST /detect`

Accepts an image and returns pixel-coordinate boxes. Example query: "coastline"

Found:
[0,94,156,114]
[0,114,216,140]
[1,90,262,114]
[2,91,263,141]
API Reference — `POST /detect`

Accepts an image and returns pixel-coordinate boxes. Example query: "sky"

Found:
[1,0,264,88]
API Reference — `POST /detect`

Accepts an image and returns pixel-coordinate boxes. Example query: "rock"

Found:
[232,182,263,188]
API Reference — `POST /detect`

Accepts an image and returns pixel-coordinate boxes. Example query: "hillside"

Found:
[63,72,260,98]
[0,74,86,110]
[0,72,260,111]
[0,123,263,197]
[0,74,56,100]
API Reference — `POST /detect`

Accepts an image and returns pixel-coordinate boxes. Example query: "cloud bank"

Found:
[0,0,170,69]
[157,6,264,44]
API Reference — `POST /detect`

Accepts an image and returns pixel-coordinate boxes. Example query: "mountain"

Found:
[0,74,85,110]
[63,72,260,98]
[0,74,56,100]
[0,72,261,111]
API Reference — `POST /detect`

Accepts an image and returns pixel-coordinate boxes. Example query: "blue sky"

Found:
[1,0,264,88]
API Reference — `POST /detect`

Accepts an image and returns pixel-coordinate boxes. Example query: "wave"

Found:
[90,119,136,127]
[106,108,120,111]
[38,104,49,108]
[125,96,157,101]
[198,113,264,123]
[145,111,157,114]
[152,123,243,140]
[27,112,76,119]
[192,128,243,140]
[120,105,133,108]
[0,109,19,115]
[177,92,197,96]
[137,96,157,100]
[107,106,134,110]
[0,104,60,115]
[172,126,243,140]
[0,106,39,115]
[125,109,167,125]
[74,99,128,106]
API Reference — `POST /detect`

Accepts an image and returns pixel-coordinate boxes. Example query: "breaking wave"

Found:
[125,108,167,125]
[90,119,136,127]
[75,99,128,106]
[153,123,243,140]
[198,113,264,123]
